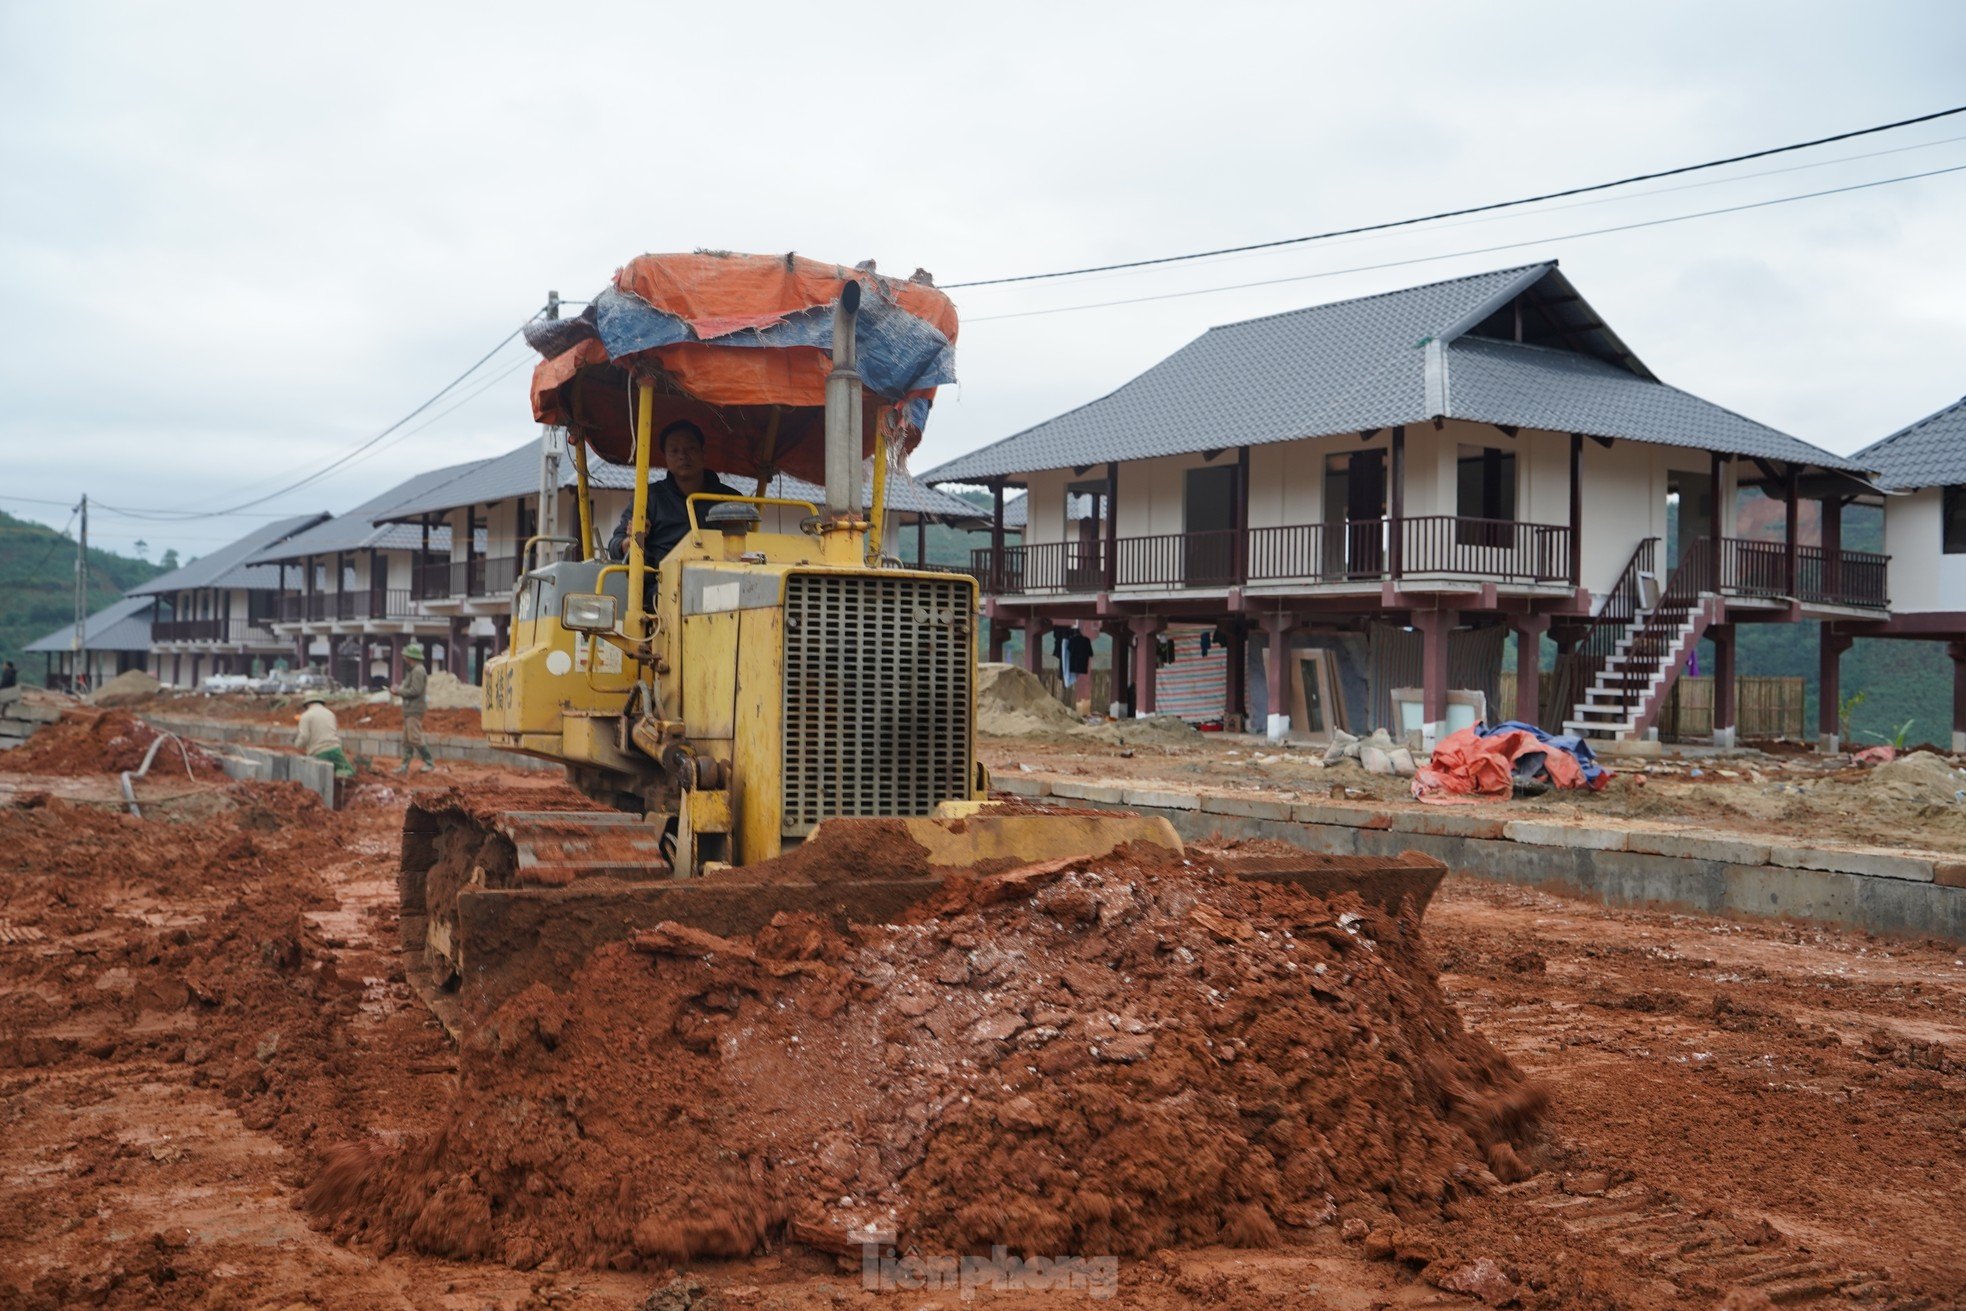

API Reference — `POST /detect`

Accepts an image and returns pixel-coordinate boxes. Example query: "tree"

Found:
[160,547,180,570]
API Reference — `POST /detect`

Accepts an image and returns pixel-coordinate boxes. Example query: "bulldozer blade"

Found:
[401,791,1438,1041]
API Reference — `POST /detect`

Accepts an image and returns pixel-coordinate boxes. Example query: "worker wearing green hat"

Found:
[392,643,437,773]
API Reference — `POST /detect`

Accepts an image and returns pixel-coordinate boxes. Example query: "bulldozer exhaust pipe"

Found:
[825,279,863,519]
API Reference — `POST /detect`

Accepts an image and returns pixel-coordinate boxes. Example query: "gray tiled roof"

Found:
[127,513,329,596]
[923,261,1867,482]
[245,460,487,563]
[23,594,157,653]
[1851,395,1966,490]
[1441,336,1861,470]
[376,440,987,523]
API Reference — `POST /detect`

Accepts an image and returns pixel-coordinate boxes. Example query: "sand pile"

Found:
[1081,713,1202,745]
[88,669,162,708]
[424,671,483,711]
[1863,751,1966,807]
[976,662,1081,737]
[307,845,1543,1271]
[977,663,1203,743]
[0,707,223,778]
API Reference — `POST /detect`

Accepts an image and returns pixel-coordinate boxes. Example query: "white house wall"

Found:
[1882,488,1966,614]
[1008,422,1748,601]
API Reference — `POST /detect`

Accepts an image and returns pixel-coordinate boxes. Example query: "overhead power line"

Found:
[945,103,1966,289]
[967,161,1966,323]
[94,312,546,522]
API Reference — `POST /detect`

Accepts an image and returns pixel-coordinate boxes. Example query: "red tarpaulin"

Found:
[1412,725,1606,802]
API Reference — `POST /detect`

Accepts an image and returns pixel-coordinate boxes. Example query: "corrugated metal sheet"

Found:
[923,261,1866,484]
[1366,622,1506,732]
[1851,394,1966,490]
[22,595,156,653]
[374,440,985,523]
[246,460,487,562]
[127,513,329,596]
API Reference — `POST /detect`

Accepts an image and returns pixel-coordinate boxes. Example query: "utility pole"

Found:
[537,292,563,553]
[71,494,88,690]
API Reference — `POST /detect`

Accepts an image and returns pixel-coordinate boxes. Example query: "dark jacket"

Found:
[608,472,739,564]
[1064,631,1094,676]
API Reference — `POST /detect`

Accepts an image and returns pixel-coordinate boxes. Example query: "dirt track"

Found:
[1,760,1961,1309]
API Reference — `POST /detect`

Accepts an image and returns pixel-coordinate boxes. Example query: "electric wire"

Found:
[944,103,1966,288]
[1007,130,1966,293]
[93,313,545,522]
[967,161,1966,323]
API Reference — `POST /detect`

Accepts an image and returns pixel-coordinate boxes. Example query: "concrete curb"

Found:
[1012,776,1966,945]
[140,713,558,772]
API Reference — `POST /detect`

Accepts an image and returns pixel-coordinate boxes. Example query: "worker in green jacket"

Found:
[393,644,437,774]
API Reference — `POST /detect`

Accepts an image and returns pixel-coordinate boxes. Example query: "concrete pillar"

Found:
[1106,621,1132,718]
[988,619,1008,664]
[492,615,511,657]
[1711,622,1737,749]
[1263,616,1295,741]
[1819,628,1852,753]
[1129,617,1164,717]
[1413,611,1452,749]
[1025,622,1046,676]
[1225,622,1247,729]
[447,618,467,677]
[1950,641,1966,755]
[1513,613,1549,727]
[390,634,405,684]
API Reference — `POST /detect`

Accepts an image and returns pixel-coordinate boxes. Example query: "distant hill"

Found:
[0,510,168,686]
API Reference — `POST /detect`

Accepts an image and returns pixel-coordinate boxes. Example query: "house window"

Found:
[1945,486,1966,554]
[1457,446,1516,546]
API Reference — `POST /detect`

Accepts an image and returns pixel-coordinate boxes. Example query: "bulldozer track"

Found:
[1504,1174,1935,1308]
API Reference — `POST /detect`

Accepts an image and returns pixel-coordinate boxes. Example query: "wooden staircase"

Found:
[1563,597,1716,742]
[1561,539,1718,744]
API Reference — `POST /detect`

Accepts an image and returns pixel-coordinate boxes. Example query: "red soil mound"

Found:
[306,848,1544,1271]
[0,708,225,778]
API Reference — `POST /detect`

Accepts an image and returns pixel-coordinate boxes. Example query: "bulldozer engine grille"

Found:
[782,572,974,835]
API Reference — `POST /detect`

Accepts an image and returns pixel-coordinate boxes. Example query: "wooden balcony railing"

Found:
[152,618,279,644]
[1796,545,1888,609]
[279,590,423,622]
[971,521,1888,608]
[973,517,1574,595]
[1711,537,1887,610]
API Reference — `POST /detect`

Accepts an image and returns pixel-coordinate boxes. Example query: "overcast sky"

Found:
[3,1,1963,558]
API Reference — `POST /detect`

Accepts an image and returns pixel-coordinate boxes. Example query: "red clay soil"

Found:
[3,763,1963,1309]
[305,845,1544,1273]
[130,691,484,737]
[0,707,226,778]
[331,703,484,736]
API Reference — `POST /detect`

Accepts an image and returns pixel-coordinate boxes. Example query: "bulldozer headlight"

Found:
[561,592,618,634]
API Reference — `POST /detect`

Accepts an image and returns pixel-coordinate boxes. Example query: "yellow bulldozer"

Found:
[397,251,1439,1031]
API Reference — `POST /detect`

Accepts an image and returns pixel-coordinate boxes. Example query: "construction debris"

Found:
[1324,728,1416,776]
[0,687,77,754]
[423,670,483,710]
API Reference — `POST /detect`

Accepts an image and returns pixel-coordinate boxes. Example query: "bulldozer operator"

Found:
[605,420,736,565]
